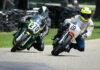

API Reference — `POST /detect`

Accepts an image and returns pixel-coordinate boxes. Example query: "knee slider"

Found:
[78,48,84,52]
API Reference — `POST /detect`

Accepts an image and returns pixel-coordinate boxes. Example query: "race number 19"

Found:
[70,25,76,30]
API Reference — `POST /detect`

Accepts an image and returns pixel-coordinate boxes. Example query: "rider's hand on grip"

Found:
[81,34,87,39]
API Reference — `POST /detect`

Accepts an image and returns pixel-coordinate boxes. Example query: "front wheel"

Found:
[51,45,62,56]
[11,33,29,52]
[51,35,72,56]
[11,41,21,52]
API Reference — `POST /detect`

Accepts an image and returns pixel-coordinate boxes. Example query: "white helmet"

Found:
[38,6,49,17]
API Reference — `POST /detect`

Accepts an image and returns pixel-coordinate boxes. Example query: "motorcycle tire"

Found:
[11,41,21,52]
[51,35,72,56]
[51,45,62,56]
[11,33,28,52]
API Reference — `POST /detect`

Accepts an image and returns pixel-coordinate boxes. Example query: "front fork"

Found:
[65,33,74,50]
[59,32,68,44]
[16,29,26,41]
[21,33,32,46]
[59,32,74,50]
[15,29,32,46]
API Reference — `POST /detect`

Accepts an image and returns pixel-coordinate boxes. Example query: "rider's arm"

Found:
[64,19,72,26]
[82,20,94,38]
[64,15,77,25]
[40,17,51,38]
[40,25,49,38]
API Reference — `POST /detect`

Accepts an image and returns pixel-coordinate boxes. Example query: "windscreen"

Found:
[31,14,45,28]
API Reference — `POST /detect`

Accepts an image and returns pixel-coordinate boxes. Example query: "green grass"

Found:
[86,19,100,40]
[0,32,13,48]
[0,20,100,47]
[0,29,58,48]
[89,8,95,11]
[79,2,95,5]
[44,28,57,45]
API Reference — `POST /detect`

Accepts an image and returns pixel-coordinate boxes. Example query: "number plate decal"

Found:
[28,22,40,34]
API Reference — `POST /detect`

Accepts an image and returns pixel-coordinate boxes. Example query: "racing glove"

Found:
[81,33,87,39]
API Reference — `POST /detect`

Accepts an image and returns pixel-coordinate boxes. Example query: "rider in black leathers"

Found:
[31,6,51,51]
[17,6,51,51]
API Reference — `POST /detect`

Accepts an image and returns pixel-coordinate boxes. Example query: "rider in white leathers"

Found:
[53,7,94,52]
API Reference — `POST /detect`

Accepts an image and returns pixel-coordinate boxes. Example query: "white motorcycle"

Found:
[51,23,81,56]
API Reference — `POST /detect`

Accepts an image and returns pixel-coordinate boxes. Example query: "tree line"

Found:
[62,0,100,19]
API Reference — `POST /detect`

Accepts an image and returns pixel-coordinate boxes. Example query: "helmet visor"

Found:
[81,13,91,19]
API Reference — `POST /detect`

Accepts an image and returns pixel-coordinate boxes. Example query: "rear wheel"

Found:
[11,33,29,52]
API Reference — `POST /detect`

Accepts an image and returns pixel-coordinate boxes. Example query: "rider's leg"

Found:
[70,35,85,52]
[33,36,44,51]
[74,35,85,51]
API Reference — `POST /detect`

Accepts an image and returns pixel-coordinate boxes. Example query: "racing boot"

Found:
[64,43,77,52]
[33,36,44,51]
[70,43,85,52]
[70,43,77,49]
[27,46,32,50]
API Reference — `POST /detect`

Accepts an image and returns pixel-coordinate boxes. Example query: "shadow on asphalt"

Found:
[0,62,56,70]
[48,54,80,57]
[7,50,41,53]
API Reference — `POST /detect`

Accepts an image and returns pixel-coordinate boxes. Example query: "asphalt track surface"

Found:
[0,39,100,70]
